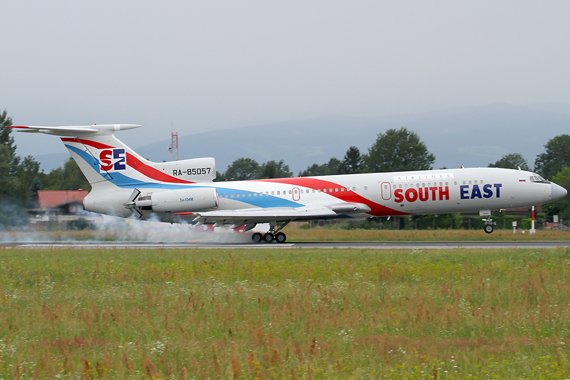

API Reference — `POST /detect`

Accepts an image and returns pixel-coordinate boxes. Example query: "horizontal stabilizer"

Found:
[7,124,141,136]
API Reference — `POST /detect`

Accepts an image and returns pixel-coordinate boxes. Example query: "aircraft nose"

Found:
[551,183,567,201]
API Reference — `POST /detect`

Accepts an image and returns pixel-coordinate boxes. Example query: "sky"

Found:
[1,0,569,159]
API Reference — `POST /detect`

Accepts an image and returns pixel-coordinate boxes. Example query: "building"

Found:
[28,190,89,224]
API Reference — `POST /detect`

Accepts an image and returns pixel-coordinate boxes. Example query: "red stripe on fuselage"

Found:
[255,177,407,216]
[61,138,194,184]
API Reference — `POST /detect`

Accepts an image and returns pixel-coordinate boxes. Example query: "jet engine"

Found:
[131,187,219,214]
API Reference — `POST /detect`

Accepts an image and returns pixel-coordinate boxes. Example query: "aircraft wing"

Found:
[186,203,371,226]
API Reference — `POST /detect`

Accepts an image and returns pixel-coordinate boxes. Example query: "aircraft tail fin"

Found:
[8,124,216,189]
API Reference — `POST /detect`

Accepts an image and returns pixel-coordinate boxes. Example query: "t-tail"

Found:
[8,124,217,215]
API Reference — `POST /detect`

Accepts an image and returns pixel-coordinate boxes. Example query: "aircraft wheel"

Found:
[275,232,287,243]
[252,232,263,243]
[263,233,274,243]
[484,225,494,234]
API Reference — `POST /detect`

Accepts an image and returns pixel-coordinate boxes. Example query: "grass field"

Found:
[285,226,570,242]
[1,247,570,379]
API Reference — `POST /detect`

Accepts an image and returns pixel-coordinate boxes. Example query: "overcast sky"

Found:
[2,0,569,158]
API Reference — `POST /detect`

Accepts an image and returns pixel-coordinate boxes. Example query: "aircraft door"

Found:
[381,182,392,200]
[292,187,300,201]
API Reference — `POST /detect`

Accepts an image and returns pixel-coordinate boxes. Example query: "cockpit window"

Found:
[530,174,549,183]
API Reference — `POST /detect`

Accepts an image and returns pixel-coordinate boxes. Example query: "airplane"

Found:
[8,124,567,243]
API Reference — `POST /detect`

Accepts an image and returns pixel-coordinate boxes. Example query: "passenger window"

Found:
[341,188,344,192]
[277,191,280,195]
[230,194,234,198]
[289,190,292,195]
[352,187,356,191]
[271,191,274,195]
[248,193,251,197]
[254,193,257,196]
[364,186,368,191]
[335,188,338,192]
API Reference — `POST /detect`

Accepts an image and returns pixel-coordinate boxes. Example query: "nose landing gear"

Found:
[482,217,495,234]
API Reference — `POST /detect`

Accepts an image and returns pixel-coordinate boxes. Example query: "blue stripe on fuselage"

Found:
[66,144,303,208]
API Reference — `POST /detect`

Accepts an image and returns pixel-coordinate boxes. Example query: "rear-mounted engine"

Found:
[134,187,219,213]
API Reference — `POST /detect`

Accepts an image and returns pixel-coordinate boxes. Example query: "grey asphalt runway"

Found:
[2,241,570,250]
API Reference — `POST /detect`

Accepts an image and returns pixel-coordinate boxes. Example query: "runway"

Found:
[3,241,570,250]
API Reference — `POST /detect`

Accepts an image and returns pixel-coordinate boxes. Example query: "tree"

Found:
[0,109,32,227]
[339,146,363,174]
[488,153,529,171]
[0,110,19,199]
[214,171,226,182]
[299,158,341,177]
[363,127,435,173]
[534,134,570,179]
[29,177,42,208]
[42,158,91,191]
[258,160,292,179]
[224,158,260,181]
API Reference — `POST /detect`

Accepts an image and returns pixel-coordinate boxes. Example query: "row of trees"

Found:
[217,127,435,180]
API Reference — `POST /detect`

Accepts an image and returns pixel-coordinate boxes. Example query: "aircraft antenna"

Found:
[168,122,179,161]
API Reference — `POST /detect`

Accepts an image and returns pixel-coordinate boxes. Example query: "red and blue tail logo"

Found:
[99,148,127,172]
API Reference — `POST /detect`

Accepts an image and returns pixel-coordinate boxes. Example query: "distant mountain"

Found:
[35,103,570,176]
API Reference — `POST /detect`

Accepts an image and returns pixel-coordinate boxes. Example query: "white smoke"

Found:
[0,213,257,244]
[92,214,255,243]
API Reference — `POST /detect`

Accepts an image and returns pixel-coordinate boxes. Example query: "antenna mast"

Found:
[169,122,179,161]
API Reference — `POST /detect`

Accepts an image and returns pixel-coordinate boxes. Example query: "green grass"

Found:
[1,248,570,379]
[287,225,570,242]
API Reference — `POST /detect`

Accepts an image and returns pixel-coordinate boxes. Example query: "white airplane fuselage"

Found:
[84,167,558,222]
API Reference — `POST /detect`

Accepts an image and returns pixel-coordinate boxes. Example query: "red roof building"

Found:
[37,190,88,209]
[38,190,89,208]
[28,190,89,224]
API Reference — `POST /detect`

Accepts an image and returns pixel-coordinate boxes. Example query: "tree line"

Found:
[0,111,90,227]
[2,107,570,227]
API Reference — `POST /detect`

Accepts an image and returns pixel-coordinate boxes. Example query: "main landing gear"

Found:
[251,221,290,243]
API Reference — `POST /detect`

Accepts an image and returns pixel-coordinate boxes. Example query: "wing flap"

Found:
[190,203,371,225]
